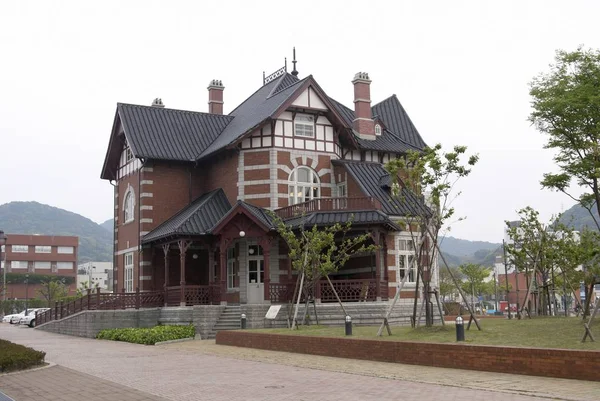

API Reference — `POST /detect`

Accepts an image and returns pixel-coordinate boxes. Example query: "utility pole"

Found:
[494,271,498,312]
[503,240,512,319]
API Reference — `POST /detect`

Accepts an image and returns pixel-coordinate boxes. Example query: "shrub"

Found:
[96,324,195,345]
[0,339,46,373]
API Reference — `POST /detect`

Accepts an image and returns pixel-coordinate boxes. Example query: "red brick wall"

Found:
[216,331,600,381]
[202,152,239,205]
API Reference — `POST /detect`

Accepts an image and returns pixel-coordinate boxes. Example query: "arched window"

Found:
[375,124,382,136]
[123,187,135,223]
[288,167,320,205]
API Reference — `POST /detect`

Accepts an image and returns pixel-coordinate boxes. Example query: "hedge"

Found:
[0,339,46,373]
[5,273,75,285]
[96,325,195,345]
[1,299,46,315]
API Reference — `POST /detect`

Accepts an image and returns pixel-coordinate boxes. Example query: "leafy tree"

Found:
[273,216,377,329]
[530,47,600,231]
[439,266,463,301]
[459,263,491,308]
[385,143,480,328]
[37,280,68,307]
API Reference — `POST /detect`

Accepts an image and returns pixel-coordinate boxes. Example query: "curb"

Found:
[0,362,56,377]
[154,337,196,346]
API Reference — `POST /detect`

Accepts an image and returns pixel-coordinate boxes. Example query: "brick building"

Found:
[100,57,435,306]
[0,234,78,300]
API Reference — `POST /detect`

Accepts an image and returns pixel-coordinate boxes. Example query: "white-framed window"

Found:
[337,183,347,198]
[11,261,28,269]
[247,243,265,285]
[57,246,74,254]
[294,114,315,138]
[125,252,134,292]
[57,262,73,270]
[35,246,51,253]
[288,166,320,205]
[398,238,417,283]
[227,248,237,290]
[123,187,135,223]
[375,124,382,136]
[34,261,51,269]
[12,245,28,253]
[125,145,134,163]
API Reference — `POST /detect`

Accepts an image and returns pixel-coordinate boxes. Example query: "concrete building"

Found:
[77,261,113,292]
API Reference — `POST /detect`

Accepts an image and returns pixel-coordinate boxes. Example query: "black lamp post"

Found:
[25,274,29,316]
[0,230,7,302]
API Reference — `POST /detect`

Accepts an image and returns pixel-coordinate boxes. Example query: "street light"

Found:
[0,230,7,302]
[24,273,29,316]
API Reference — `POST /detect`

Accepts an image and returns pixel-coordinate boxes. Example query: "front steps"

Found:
[206,305,241,339]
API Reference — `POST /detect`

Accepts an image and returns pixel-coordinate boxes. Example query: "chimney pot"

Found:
[352,72,375,139]
[151,98,165,108]
[208,79,225,114]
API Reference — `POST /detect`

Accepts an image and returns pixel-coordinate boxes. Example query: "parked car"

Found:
[9,309,42,324]
[19,309,49,327]
[2,311,27,323]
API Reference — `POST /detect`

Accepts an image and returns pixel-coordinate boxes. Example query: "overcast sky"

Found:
[1,1,598,243]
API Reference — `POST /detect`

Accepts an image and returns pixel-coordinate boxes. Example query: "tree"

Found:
[438,266,463,301]
[384,143,480,329]
[530,47,600,231]
[459,263,491,310]
[273,216,377,329]
[37,280,68,307]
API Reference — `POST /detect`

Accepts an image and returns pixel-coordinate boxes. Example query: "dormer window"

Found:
[375,124,382,136]
[125,146,134,162]
[294,114,315,138]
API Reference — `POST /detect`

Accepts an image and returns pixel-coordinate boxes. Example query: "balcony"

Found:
[275,196,382,219]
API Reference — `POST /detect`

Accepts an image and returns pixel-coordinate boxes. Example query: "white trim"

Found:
[140,276,152,281]
[115,246,138,256]
[140,218,153,224]
[140,180,154,185]
[140,205,153,210]
[140,261,152,266]
[140,192,153,198]
[317,168,332,177]
[238,150,245,200]
[243,194,272,199]
[280,165,292,174]
[141,167,154,172]
[243,164,271,170]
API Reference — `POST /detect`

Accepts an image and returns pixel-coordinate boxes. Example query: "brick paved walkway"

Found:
[1,324,597,401]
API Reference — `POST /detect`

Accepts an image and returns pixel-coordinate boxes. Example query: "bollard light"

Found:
[455,316,465,342]
[345,315,352,336]
[241,313,247,329]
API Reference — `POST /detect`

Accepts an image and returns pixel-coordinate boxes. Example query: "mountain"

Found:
[438,236,501,267]
[559,203,600,232]
[100,219,114,232]
[0,201,112,263]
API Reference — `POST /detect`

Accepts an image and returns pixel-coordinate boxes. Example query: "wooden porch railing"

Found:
[274,197,382,219]
[268,279,388,304]
[164,285,221,306]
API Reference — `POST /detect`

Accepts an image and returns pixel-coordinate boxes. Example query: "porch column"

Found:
[260,237,272,303]
[208,247,215,283]
[219,237,231,305]
[374,231,382,301]
[178,240,192,307]
[162,244,169,307]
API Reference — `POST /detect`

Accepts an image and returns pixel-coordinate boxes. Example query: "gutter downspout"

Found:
[138,159,146,292]
[109,179,117,294]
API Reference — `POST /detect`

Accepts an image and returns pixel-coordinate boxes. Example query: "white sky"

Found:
[1,0,598,243]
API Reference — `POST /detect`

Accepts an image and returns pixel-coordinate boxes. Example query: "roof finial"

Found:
[291,47,298,77]
[285,57,287,72]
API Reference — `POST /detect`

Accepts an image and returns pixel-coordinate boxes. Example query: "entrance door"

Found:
[247,259,264,303]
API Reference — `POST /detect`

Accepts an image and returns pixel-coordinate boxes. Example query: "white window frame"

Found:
[11,261,28,269]
[57,262,74,270]
[375,124,382,136]
[125,252,134,293]
[227,248,237,290]
[123,186,135,224]
[12,245,28,253]
[398,238,417,284]
[288,166,321,205]
[34,261,51,269]
[294,114,315,138]
[35,246,51,253]
[57,246,74,254]
[337,183,347,198]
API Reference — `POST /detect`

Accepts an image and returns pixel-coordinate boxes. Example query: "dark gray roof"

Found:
[118,103,233,161]
[332,160,430,218]
[142,189,231,244]
[238,201,276,229]
[198,74,308,159]
[286,211,400,231]
[329,95,427,153]
[270,73,301,96]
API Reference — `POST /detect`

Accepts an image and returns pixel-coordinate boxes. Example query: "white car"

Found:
[9,309,41,324]
[2,310,26,324]
[19,309,49,327]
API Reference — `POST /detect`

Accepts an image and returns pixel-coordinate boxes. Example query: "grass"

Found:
[253,317,600,350]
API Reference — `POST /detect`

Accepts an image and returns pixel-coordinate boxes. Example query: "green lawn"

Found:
[253,317,600,350]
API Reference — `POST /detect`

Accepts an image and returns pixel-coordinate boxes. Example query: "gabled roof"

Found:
[142,189,231,244]
[117,103,234,161]
[285,210,400,231]
[332,160,430,218]
[329,95,427,153]
[211,200,277,235]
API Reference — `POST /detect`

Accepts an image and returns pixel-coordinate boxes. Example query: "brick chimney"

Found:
[208,79,224,114]
[352,72,375,139]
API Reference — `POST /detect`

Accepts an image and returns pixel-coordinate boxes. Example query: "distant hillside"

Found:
[100,219,113,232]
[438,236,501,267]
[0,201,112,263]
[559,203,600,232]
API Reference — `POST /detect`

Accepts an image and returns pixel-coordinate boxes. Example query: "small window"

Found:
[125,253,134,292]
[34,261,51,269]
[227,248,237,290]
[124,188,135,223]
[35,246,51,253]
[12,245,28,253]
[337,183,347,198]
[10,261,28,269]
[294,114,315,138]
[375,124,382,136]
[57,262,74,270]
[125,146,134,163]
[57,246,74,254]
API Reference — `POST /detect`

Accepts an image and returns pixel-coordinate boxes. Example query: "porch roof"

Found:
[142,188,231,244]
[285,210,401,231]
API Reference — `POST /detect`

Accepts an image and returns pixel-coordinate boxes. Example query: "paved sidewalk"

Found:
[1,324,597,401]
[0,365,168,401]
